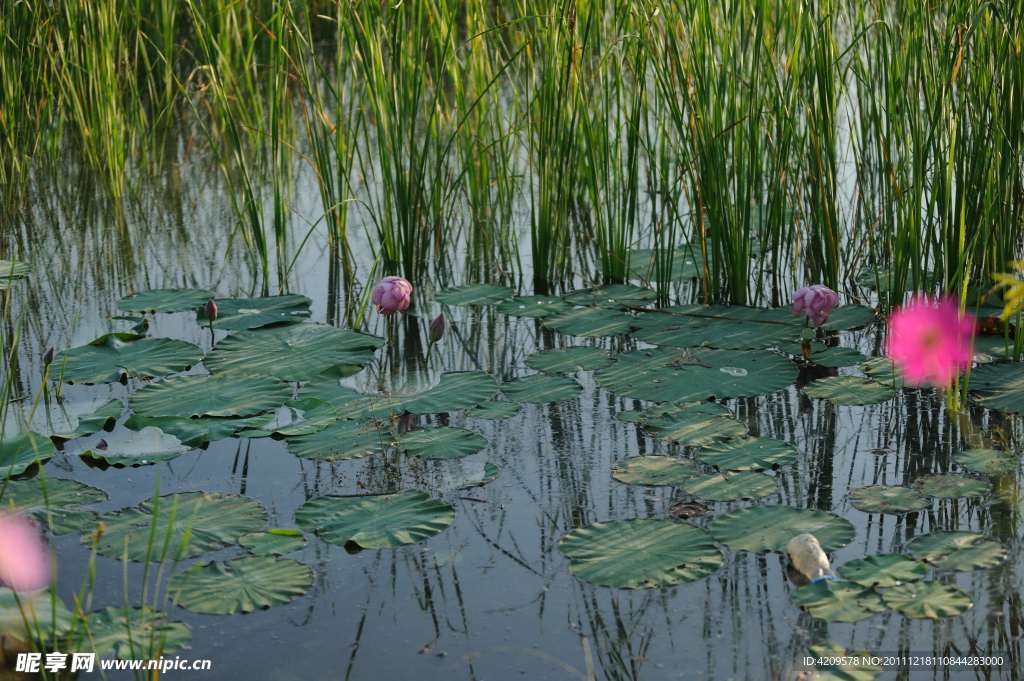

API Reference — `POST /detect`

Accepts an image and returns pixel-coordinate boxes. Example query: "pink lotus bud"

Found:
[371,276,413,315]
[43,347,54,366]
[204,298,218,324]
[792,285,840,327]
[429,314,445,344]
[0,514,51,593]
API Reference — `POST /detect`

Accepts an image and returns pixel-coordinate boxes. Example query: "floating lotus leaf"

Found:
[626,248,700,282]
[595,347,797,403]
[882,581,972,619]
[0,431,56,477]
[709,505,855,553]
[785,343,867,368]
[542,307,636,337]
[639,403,747,446]
[299,378,365,410]
[839,555,927,587]
[803,376,895,405]
[525,347,614,375]
[398,427,487,460]
[791,580,887,622]
[972,335,1019,363]
[611,456,697,486]
[235,398,338,438]
[562,284,656,307]
[199,294,311,330]
[130,375,291,418]
[617,400,731,423]
[807,641,881,681]
[953,448,1019,476]
[681,472,778,501]
[558,519,723,588]
[1,478,107,535]
[632,305,800,350]
[284,419,386,461]
[26,398,121,441]
[295,491,454,548]
[819,305,875,331]
[905,532,1007,571]
[118,288,213,313]
[239,529,307,556]
[84,607,191,659]
[170,556,312,615]
[501,374,583,404]
[697,437,797,471]
[205,324,383,381]
[123,413,264,448]
[435,284,514,306]
[913,474,991,498]
[338,395,410,420]
[81,427,191,467]
[59,333,202,384]
[861,357,903,387]
[403,371,499,414]
[91,492,267,561]
[0,589,72,640]
[967,362,1024,414]
[466,400,521,420]
[453,462,500,489]
[848,485,929,513]
[495,295,571,318]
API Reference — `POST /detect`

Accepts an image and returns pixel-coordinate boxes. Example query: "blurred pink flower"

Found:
[372,276,413,315]
[792,285,840,327]
[886,296,975,387]
[428,314,445,344]
[0,513,50,593]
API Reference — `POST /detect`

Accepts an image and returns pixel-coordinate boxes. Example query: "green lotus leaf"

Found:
[453,462,500,489]
[298,378,366,410]
[632,305,800,350]
[882,581,972,619]
[818,305,876,331]
[199,294,311,330]
[972,335,1019,363]
[466,400,521,420]
[639,402,747,446]
[81,427,191,467]
[284,419,387,461]
[0,431,56,477]
[848,485,929,513]
[681,472,778,501]
[559,519,723,588]
[785,343,867,368]
[953,448,1018,476]
[235,398,338,438]
[403,371,499,414]
[791,580,887,622]
[239,529,307,556]
[525,347,613,375]
[83,607,190,659]
[617,400,732,423]
[626,248,700,282]
[1,478,107,535]
[130,375,291,418]
[22,397,121,442]
[0,589,73,640]
[697,437,797,471]
[90,491,267,561]
[501,374,583,404]
[338,395,410,420]
[59,333,202,384]
[435,284,514,306]
[806,641,881,681]
[495,295,571,318]
[803,376,895,405]
[118,288,213,313]
[709,505,855,553]
[562,284,656,307]
[123,413,264,448]
[839,554,927,587]
[861,357,903,387]
[542,306,637,337]
[904,531,1007,571]
[205,324,383,381]
[611,456,698,486]
[913,474,991,498]
[398,427,487,460]
[170,556,312,615]
[967,362,1024,414]
[295,491,454,548]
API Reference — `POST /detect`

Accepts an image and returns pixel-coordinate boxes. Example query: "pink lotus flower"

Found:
[792,285,840,327]
[372,276,413,315]
[886,296,975,387]
[0,513,50,593]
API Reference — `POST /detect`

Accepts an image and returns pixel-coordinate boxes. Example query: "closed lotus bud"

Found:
[43,347,54,366]
[786,533,832,582]
[429,314,445,344]
[205,298,218,324]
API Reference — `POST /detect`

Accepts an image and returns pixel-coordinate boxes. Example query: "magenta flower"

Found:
[372,276,413,315]
[792,285,840,327]
[428,314,445,344]
[886,296,975,387]
[0,513,50,593]
[204,298,218,324]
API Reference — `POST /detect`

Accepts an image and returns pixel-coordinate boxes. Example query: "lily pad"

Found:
[28,398,121,441]
[81,427,191,467]
[0,431,56,477]
[905,531,1007,571]
[558,519,723,588]
[542,306,636,337]
[913,474,991,499]
[848,485,929,513]
[284,420,386,461]
[967,362,1024,414]
[295,491,454,548]
[803,376,895,405]
[118,289,213,313]
[84,607,190,659]
[235,398,338,438]
[632,306,800,350]
[525,347,613,375]
[697,437,797,471]
[953,448,1019,476]
[435,284,514,306]
[239,529,307,556]
[170,556,313,615]
[882,581,973,619]
[681,472,778,501]
[123,413,264,448]
[709,505,855,553]
[839,554,927,587]
[202,295,311,330]
[562,284,656,307]
[466,400,521,420]
[495,296,571,318]
[611,456,698,486]
[299,378,366,410]
[861,357,903,387]
[130,375,291,418]
[1,478,107,535]
[791,580,887,622]
[205,324,383,381]
[59,333,202,384]
[819,304,875,331]
[639,402,747,446]
[786,343,867,368]
[398,427,487,460]
[0,588,72,639]
[501,374,582,404]
[806,641,881,681]
[403,371,499,414]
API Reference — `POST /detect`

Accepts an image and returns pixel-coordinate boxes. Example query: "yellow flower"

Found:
[993,261,1024,319]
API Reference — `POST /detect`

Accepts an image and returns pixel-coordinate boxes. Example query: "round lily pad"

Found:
[284,420,386,461]
[236,398,338,438]
[681,472,778,501]
[239,529,307,556]
[562,284,656,307]
[819,305,876,331]
[0,589,72,639]
[709,505,855,553]
[631,306,800,350]
[501,374,582,404]
[123,413,264,449]
[1,478,107,535]
[295,491,454,549]
[969,362,1024,414]
[118,288,213,313]
[839,554,927,587]
[639,403,747,446]
[913,474,991,498]
[466,401,521,420]
[402,371,499,414]
[0,431,56,477]
[495,296,570,318]
[904,532,1007,571]
[803,376,895,406]
[525,347,613,375]
[807,641,881,681]
[610,456,697,486]
[953,448,1018,476]
[201,295,311,330]
[170,556,313,615]
[59,333,203,384]
[697,437,797,471]
[85,607,191,659]
[130,375,291,418]
[542,306,636,337]
[882,581,973,619]
[81,427,191,467]
[848,485,929,513]
[791,580,887,622]
[558,519,723,588]
[398,427,487,460]
[796,344,868,368]
[435,284,514,306]
[861,357,903,387]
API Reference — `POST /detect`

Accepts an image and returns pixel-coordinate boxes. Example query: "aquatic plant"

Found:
[885,297,975,387]
[371,277,413,315]
[792,285,840,327]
